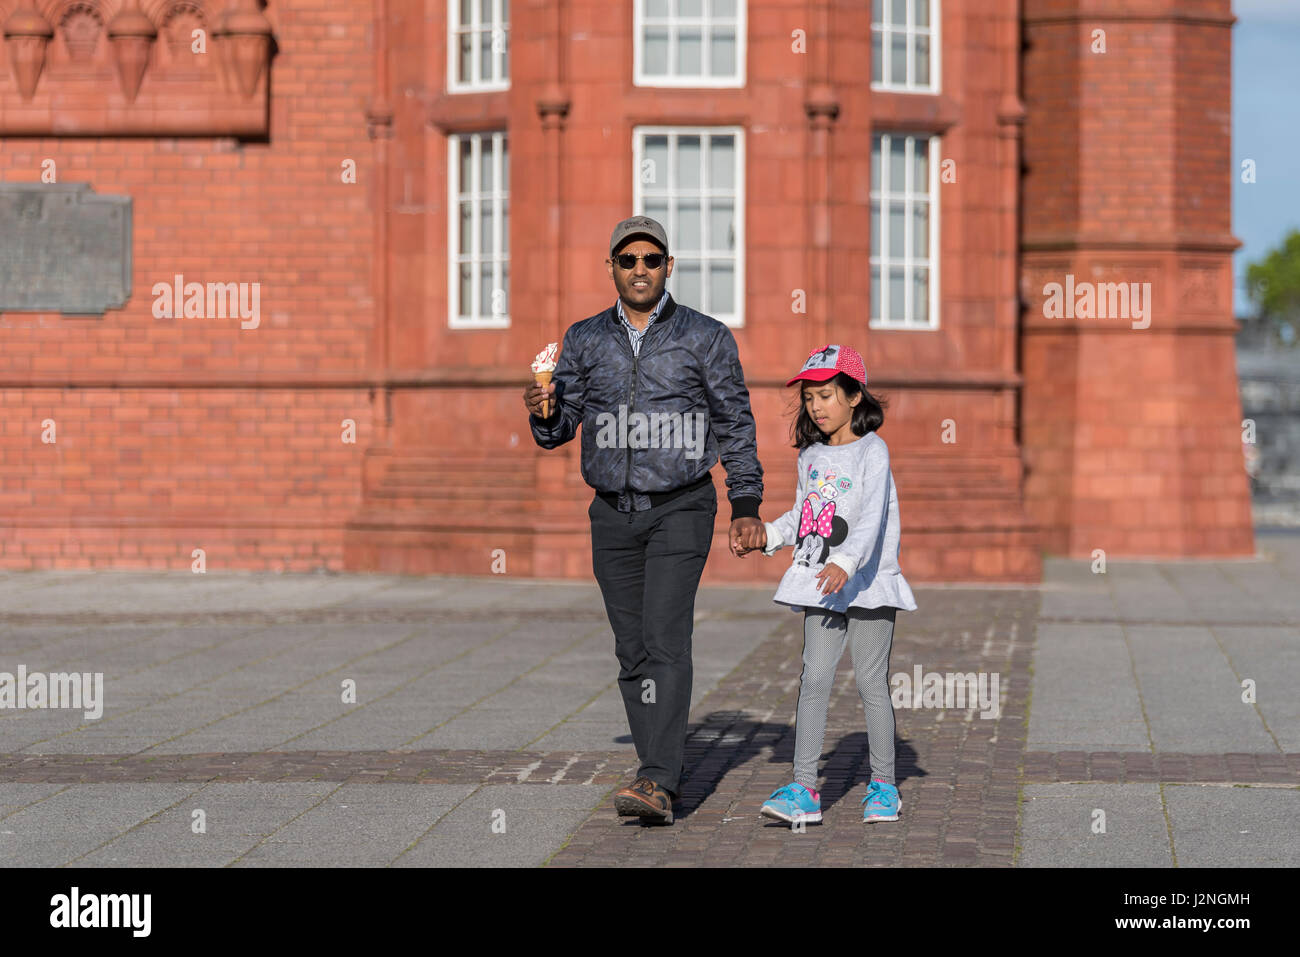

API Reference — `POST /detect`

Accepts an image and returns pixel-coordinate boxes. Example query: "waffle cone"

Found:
[534,370,553,417]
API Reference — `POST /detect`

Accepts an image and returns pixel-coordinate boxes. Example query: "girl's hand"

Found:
[814,563,849,595]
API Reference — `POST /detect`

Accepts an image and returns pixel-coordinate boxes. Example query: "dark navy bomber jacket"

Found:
[529,294,764,522]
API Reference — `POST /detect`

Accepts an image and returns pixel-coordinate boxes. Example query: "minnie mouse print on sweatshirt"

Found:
[762,432,917,615]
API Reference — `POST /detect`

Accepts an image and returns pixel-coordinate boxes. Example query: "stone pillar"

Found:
[803,0,837,346]
[1020,0,1253,557]
[532,2,578,578]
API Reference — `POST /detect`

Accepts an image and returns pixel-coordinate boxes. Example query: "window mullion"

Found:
[490,0,499,83]
[878,134,885,324]
[668,132,676,243]
[494,134,504,319]
[930,135,938,327]
[906,0,914,87]
[451,137,460,319]
[470,135,481,321]
[702,8,710,78]
[469,0,480,88]
[903,136,913,326]
[633,131,642,220]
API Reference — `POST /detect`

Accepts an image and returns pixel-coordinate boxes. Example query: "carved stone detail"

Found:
[0,1,274,137]
[3,4,55,100]
[162,1,206,59]
[217,0,272,100]
[60,4,104,63]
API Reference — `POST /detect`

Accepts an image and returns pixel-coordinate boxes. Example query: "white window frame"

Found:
[871,0,941,94]
[633,0,747,88]
[448,131,510,329]
[447,0,510,93]
[633,126,745,328]
[869,132,940,330]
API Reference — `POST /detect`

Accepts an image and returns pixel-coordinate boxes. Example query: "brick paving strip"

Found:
[3,589,1297,866]
[0,749,638,786]
[4,748,1293,787]
[1021,751,1300,783]
[0,608,604,629]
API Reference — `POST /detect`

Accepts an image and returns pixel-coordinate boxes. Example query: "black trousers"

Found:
[588,480,717,796]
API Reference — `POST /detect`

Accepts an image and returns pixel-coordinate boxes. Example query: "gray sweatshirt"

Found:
[762,432,917,614]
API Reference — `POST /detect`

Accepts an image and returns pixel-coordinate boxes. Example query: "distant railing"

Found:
[1237,322,1300,525]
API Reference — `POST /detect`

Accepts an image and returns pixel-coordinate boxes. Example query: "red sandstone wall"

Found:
[1020,0,1253,558]
[0,1,378,570]
[3,0,1245,579]
[0,0,1039,580]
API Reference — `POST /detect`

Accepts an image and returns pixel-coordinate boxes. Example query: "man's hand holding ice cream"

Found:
[524,342,560,419]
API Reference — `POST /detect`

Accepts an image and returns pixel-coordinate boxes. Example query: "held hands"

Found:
[730,518,766,558]
[522,381,557,419]
[814,562,849,595]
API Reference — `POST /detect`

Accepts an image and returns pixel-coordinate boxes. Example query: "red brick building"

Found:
[0,0,1253,582]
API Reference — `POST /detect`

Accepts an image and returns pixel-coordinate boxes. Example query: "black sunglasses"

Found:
[613,252,667,270]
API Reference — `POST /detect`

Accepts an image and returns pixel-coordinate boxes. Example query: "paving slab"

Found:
[1016,783,1173,867]
[1164,784,1300,867]
[392,784,609,868]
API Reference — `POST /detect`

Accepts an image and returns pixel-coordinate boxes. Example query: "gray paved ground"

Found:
[1,532,1297,867]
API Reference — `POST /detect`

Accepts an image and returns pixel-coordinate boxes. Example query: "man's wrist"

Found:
[729,496,761,522]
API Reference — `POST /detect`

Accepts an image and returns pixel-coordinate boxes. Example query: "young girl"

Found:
[744,344,916,825]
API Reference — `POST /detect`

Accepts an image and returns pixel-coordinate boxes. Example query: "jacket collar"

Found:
[615,289,670,328]
[606,292,679,338]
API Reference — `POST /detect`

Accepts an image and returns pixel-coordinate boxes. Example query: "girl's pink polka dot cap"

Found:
[785,344,867,387]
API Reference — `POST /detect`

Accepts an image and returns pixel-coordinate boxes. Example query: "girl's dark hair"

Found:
[791,372,887,449]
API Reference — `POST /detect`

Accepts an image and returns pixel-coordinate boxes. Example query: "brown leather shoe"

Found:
[614,775,674,824]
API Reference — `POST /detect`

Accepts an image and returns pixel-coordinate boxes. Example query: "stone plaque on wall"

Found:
[0,184,132,316]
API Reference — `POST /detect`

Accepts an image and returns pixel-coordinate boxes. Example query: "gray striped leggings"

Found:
[793,605,898,790]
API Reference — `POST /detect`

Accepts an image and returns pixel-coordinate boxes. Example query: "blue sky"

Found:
[1232,0,1300,314]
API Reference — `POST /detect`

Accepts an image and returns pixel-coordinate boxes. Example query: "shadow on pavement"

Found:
[633,711,929,823]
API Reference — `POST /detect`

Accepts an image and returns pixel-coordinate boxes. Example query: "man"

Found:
[522,215,764,825]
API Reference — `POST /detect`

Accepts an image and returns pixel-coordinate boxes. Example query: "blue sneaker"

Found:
[760,782,822,825]
[862,779,901,822]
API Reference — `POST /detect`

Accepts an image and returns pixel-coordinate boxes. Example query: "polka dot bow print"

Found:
[799,498,836,538]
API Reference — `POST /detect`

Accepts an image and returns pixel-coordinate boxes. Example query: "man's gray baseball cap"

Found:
[609,215,669,257]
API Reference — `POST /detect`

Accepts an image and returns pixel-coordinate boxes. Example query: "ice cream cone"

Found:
[531,342,559,418]
[534,370,552,418]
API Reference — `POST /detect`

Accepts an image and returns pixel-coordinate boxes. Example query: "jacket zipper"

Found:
[618,300,667,523]
[624,345,639,523]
